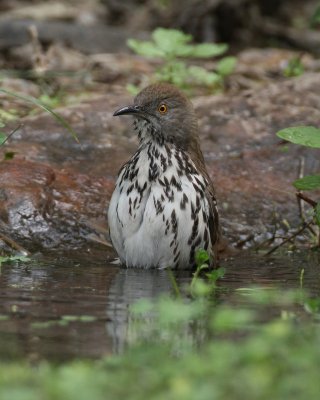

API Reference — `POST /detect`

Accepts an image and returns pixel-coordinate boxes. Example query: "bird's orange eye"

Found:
[158,104,168,114]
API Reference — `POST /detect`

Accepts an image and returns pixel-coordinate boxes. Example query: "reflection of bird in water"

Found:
[105,268,189,353]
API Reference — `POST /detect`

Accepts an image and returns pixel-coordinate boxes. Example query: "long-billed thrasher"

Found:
[108,83,219,269]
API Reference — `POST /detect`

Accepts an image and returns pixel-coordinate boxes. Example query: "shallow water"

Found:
[0,249,319,362]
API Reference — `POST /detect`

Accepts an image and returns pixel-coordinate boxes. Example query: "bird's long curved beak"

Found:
[113,105,140,117]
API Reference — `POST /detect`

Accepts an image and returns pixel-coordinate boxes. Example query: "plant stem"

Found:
[166,268,181,298]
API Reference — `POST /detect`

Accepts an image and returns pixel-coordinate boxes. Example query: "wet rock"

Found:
[0,159,112,250]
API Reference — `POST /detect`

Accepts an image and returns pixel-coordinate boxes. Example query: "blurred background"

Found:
[1,0,319,101]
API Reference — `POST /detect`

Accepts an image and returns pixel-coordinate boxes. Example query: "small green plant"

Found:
[190,249,225,296]
[0,255,30,267]
[277,125,320,231]
[0,122,6,145]
[283,55,304,78]
[127,28,236,92]
[31,314,97,329]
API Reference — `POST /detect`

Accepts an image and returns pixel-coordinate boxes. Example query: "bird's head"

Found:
[113,83,198,147]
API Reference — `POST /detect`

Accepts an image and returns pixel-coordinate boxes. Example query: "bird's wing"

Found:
[205,182,220,250]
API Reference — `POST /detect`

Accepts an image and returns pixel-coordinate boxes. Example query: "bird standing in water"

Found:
[108,83,219,269]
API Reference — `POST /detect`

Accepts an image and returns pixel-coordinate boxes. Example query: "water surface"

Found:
[0,249,319,361]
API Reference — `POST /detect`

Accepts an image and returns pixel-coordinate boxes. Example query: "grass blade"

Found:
[0,88,79,143]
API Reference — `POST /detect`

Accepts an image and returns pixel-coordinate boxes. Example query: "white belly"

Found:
[108,144,212,269]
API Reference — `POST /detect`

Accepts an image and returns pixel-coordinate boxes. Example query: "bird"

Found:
[108,83,219,269]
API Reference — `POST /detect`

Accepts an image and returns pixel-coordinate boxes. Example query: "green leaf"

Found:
[62,315,79,322]
[127,39,165,58]
[216,56,237,76]
[0,88,79,143]
[276,126,320,148]
[152,28,192,57]
[0,133,6,145]
[79,315,97,322]
[283,57,304,78]
[211,307,254,332]
[315,202,320,226]
[195,249,210,266]
[190,43,228,58]
[304,297,320,313]
[126,83,140,96]
[0,109,18,122]
[0,255,31,266]
[31,320,58,329]
[191,279,212,297]
[129,29,228,60]
[207,267,226,282]
[131,298,154,315]
[38,94,61,108]
[293,175,320,190]
[156,62,189,86]
[188,66,221,86]
[152,28,192,46]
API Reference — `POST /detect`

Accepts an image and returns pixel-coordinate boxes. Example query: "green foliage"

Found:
[283,56,304,78]
[0,122,7,145]
[1,286,320,400]
[190,249,225,297]
[61,315,97,323]
[0,109,18,123]
[31,315,97,329]
[0,255,30,267]
[304,296,320,314]
[126,83,141,96]
[127,28,235,91]
[194,248,210,266]
[310,5,320,28]
[277,126,320,148]
[128,28,227,59]
[207,266,226,283]
[38,93,63,109]
[0,133,6,146]
[293,175,320,191]
[216,56,237,76]
[276,125,320,235]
